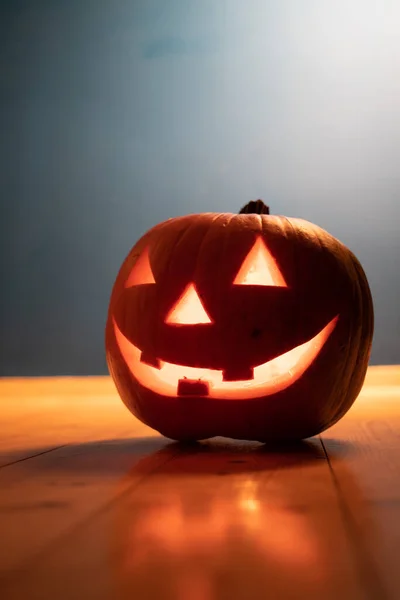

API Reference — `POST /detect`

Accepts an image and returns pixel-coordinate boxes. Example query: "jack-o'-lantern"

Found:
[105,200,373,441]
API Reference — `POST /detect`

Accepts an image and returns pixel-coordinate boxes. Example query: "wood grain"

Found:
[0,367,399,599]
[321,365,400,600]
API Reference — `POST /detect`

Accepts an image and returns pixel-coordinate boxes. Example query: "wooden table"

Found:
[0,367,399,600]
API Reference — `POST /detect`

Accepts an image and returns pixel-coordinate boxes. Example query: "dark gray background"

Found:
[1,0,399,375]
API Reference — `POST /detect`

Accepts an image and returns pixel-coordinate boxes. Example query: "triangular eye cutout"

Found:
[233,237,287,287]
[165,283,212,325]
[125,247,156,287]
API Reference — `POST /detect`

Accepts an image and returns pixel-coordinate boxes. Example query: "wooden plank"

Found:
[321,369,400,600]
[0,436,174,575]
[0,377,148,466]
[1,368,399,599]
[0,438,368,600]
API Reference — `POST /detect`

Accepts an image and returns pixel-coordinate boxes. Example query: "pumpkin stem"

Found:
[239,199,270,215]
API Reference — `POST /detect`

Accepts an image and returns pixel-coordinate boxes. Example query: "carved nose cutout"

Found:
[233,237,287,287]
[166,284,212,325]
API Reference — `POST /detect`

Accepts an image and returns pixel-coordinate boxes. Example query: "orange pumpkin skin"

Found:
[105,202,373,442]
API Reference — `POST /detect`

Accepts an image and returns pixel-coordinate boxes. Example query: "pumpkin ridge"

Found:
[324,250,373,429]
[213,212,236,326]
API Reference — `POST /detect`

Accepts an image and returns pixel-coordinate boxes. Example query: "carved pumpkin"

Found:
[106,200,373,441]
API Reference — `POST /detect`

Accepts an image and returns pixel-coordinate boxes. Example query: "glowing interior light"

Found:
[165,283,212,325]
[234,237,287,287]
[125,247,156,288]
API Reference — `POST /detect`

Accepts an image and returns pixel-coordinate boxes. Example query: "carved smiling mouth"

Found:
[113,316,338,400]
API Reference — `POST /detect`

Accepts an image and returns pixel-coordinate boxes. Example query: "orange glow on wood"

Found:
[118,471,326,590]
[125,247,156,288]
[165,284,212,325]
[113,316,338,399]
[234,237,287,287]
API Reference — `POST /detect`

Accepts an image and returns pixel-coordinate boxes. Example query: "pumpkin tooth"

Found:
[177,379,210,396]
[140,352,162,369]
